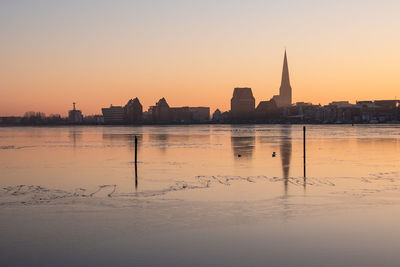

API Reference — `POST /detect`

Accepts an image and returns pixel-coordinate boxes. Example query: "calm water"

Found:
[1,125,400,266]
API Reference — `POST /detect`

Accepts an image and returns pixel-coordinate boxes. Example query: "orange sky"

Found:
[1,1,399,116]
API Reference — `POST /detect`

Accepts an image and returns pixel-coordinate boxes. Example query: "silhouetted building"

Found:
[373,100,399,122]
[374,100,399,109]
[167,106,210,123]
[83,115,104,124]
[102,105,124,124]
[212,109,223,122]
[295,102,313,107]
[329,101,354,108]
[189,107,210,122]
[170,107,191,122]
[357,101,374,108]
[302,104,323,123]
[355,100,400,123]
[149,97,171,122]
[274,50,292,107]
[321,105,338,123]
[68,102,83,123]
[254,50,293,121]
[231,87,255,120]
[255,99,279,122]
[0,117,22,125]
[256,99,277,113]
[147,98,209,123]
[124,98,143,123]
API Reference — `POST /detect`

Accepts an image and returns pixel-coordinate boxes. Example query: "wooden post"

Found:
[303,126,306,178]
[134,135,138,189]
[134,136,138,164]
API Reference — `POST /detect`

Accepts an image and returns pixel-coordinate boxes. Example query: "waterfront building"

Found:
[356,101,375,108]
[374,100,399,109]
[170,107,191,122]
[124,98,143,123]
[295,102,313,107]
[0,117,22,125]
[189,107,210,122]
[256,50,293,119]
[148,98,209,123]
[68,103,83,123]
[255,99,279,122]
[212,109,223,122]
[256,99,277,113]
[149,97,171,122]
[102,105,124,124]
[162,106,210,123]
[329,101,354,108]
[230,87,255,119]
[83,115,104,124]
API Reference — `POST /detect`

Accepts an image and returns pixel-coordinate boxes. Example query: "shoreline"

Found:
[1,121,400,127]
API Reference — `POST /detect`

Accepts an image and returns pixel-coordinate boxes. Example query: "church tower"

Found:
[278,50,292,107]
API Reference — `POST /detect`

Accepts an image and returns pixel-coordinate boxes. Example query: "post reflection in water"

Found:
[101,130,142,190]
[279,126,292,194]
[134,161,138,190]
[230,127,255,160]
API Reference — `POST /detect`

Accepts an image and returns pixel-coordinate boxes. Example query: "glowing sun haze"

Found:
[0,0,399,116]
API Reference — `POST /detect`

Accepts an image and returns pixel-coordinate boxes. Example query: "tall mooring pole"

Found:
[134,135,138,189]
[303,126,306,178]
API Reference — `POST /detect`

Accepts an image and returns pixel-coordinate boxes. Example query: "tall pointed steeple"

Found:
[281,50,291,87]
[278,50,292,107]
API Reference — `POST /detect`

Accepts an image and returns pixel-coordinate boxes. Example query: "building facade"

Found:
[68,103,83,123]
[189,107,210,122]
[230,87,255,119]
[124,98,143,123]
[102,105,124,124]
[148,97,171,122]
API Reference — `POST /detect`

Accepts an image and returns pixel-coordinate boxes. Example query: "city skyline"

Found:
[1,0,400,116]
[2,47,399,118]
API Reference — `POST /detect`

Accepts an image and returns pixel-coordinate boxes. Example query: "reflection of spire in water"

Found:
[279,126,292,194]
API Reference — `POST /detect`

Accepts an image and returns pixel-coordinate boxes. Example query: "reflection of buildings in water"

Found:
[279,126,292,194]
[231,136,256,159]
[148,131,170,152]
[149,133,169,142]
[69,128,82,148]
[102,132,142,150]
[149,129,206,152]
[231,131,256,159]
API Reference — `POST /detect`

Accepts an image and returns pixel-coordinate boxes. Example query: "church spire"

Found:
[278,49,292,107]
[281,50,291,87]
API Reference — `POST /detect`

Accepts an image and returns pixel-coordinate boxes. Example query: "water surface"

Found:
[1,125,400,266]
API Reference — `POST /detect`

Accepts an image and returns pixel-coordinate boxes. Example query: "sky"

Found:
[0,0,399,116]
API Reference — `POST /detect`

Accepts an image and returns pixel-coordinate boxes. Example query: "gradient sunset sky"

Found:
[1,0,399,116]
